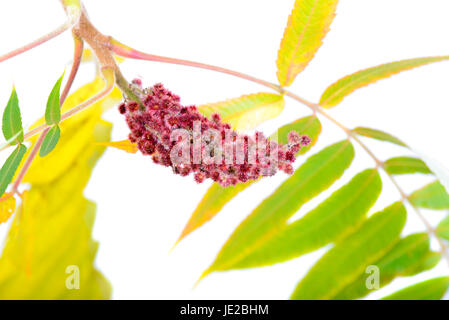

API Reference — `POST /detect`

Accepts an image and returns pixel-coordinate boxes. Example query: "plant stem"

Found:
[110,42,449,266]
[10,129,48,194]
[110,39,282,92]
[0,9,80,63]
[60,35,83,104]
[8,36,85,194]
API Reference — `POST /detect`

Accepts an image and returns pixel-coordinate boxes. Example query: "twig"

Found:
[0,8,80,63]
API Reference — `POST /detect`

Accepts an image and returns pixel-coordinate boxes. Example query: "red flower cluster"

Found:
[119,82,310,186]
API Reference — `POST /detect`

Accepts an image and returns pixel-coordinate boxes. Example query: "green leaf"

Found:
[198,92,285,131]
[334,233,432,300]
[352,127,407,147]
[2,86,24,145]
[39,126,61,157]
[0,144,27,197]
[384,156,432,175]
[229,169,382,270]
[45,73,64,125]
[382,277,449,300]
[436,215,449,241]
[402,251,441,276]
[202,140,355,277]
[175,115,322,244]
[276,0,339,86]
[320,56,449,107]
[410,181,449,210]
[290,202,407,300]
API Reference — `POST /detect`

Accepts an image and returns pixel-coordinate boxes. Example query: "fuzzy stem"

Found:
[60,35,84,104]
[0,7,80,63]
[10,129,48,194]
[110,38,282,92]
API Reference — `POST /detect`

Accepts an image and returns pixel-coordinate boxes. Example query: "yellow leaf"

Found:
[0,73,120,298]
[0,113,113,299]
[198,92,285,131]
[98,140,138,153]
[0,194,15,224]
[276,0,339,87]
[320,56,449,108]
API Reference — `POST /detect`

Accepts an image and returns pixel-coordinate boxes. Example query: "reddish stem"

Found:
[110,38,281,92]
[60,35,84,104]
[10,129,48,193]
[0,21,75,63]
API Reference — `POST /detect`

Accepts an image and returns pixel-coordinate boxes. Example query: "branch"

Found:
[109,38,281,92]
[60,35,84,104]
[0,7,80,63]
[107,40,449,266]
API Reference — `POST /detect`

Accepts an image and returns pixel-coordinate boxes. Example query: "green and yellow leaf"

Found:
[290,202,407,300]
[384,156,432,175]
[276,0,339,86]
[352,127,407,147]
[436,215,449,241]
[198,92,284,131]
[176,115,322,244]
[40,126,61,157]
[202,140,354,277]
[45,73,64,125]
[0,144,27,197]
[0,77,116,299]
[2,86,24,145]
[382,277,449,300]
[409,181,449,210]
[230,169,382,270]
[334,233,434,300]
[320,56,449,108]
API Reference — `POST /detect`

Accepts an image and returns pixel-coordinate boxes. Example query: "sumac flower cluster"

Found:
[120,82,310,186]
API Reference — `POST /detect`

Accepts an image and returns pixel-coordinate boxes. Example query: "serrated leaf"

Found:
[98,139,138,153]
[0,144,27,198]
[0,93,113,299]
[382,277,449,300]
[176,115,322,244]
[290,202,407,300]
[229,169,382,270]
[409,181,449,210]
[276,0,339,86]
[198,93,284,131]
[436,215,449,241]
[45,73,64,125]
[202,140,354,276]
[334,233,432,300]
[320,56,449,107]
[384,156,431,175]
[0,194,15,224]
[2,86,23,145]
[39,126,61,157]
[352,127,407,147]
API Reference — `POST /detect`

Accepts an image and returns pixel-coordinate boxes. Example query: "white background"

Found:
[1,0,449,299]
